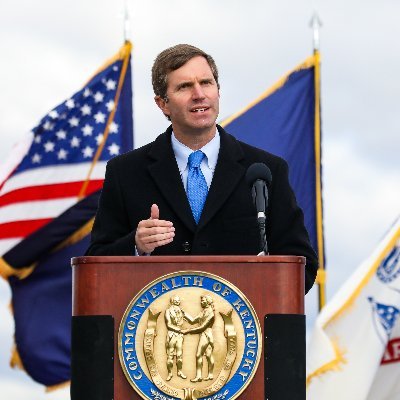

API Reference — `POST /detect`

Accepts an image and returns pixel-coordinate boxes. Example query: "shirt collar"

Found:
[171,130,220,173]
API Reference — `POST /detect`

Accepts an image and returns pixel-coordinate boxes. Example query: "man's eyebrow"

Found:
[175,81,193,90]
[200,78,213,83]
[174,77,214,91]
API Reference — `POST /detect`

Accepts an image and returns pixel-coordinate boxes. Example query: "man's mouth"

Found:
[191,107,209,113]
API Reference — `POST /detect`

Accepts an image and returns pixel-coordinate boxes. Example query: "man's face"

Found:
[155,56,220,136]
[172,296,180,306]
[201,297,208,308]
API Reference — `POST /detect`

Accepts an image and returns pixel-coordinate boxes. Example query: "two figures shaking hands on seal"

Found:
[164,295,215,383]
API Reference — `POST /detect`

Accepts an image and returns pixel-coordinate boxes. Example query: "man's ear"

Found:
[154,95,170,117]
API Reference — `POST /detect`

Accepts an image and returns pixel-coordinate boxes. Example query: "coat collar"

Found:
[147,125,246,232]
[147,126,196,231]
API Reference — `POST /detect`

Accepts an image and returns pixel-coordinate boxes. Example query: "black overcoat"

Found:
[86,126,318,293]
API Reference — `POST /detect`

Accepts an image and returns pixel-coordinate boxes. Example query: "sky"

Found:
[0,0,399,398]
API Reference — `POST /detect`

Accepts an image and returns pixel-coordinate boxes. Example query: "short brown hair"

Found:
[152,44,219,100]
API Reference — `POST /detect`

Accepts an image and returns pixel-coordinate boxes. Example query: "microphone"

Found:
[245,163,272,254]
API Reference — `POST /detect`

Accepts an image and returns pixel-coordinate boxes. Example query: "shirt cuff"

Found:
[135,246,151,256]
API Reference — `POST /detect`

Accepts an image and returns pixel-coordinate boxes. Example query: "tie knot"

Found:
[188,150,205,169]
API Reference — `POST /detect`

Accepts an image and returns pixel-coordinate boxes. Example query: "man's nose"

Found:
[192,83,206,99]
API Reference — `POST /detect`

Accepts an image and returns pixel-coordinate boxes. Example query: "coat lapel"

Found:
[147,128,196,232]
[198,127,246,230]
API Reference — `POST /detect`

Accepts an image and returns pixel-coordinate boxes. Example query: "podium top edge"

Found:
[71,255,305,266]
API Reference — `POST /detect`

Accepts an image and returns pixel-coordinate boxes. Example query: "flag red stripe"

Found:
[0,219,52,239]
[0,180,103,207]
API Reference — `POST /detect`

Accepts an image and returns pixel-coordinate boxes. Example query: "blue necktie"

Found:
[187,150,208,224]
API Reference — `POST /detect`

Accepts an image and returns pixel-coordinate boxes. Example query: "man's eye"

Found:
[178,83,190,90]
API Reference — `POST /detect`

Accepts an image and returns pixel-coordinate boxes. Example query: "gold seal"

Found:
[119,271,261,400]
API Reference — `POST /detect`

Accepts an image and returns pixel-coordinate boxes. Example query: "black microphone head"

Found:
[245,163,272,187]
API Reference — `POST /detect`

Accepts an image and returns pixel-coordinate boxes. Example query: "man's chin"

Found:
[188,116,218,132]
[172,122,216,136]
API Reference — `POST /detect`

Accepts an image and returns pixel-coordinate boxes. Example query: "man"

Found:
[164,295,187,381]
[86,44,318,293]
[181,295,215,382]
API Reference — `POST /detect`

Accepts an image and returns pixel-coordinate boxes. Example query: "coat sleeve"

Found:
[267,157,318,294]
[85,159,136,256]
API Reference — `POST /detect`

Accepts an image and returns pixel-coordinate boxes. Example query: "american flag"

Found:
[0,42,133,257]
[0,42,133,388]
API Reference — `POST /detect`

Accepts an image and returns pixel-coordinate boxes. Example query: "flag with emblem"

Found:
[306,217,400,399]
[0,41,133,388]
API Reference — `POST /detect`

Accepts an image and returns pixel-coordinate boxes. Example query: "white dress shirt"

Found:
[171,130,220,190]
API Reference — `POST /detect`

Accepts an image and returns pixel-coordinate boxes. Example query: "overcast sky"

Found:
[0,0,399,398]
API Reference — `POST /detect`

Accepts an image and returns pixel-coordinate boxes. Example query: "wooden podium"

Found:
[71,255,305,400]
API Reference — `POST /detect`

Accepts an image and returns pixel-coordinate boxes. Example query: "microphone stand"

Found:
[252,179,269,255]
[257,213,268,255]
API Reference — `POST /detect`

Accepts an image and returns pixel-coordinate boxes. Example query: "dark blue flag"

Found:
[220,54,324,262]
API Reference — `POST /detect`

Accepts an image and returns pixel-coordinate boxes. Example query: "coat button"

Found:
[182,241,191,253]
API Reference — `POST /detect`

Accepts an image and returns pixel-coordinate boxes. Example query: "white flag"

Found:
[307,218,400,400]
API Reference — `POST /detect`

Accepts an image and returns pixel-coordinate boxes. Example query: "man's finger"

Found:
[155,237,174,247]
[150,204,159,220]
[141,231,175,244]
[138,219,173,229]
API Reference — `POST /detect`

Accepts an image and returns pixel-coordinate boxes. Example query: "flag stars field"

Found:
[68,116,79,127]
[44,141,55,152]
[93,91,104,103]
[48,110,59,119]
[70,136,80,148]
[106,100,115,112]
[105,79,117,90]
[56,130,67,140]
[43,121,54,131]
[107,143,120,155]
[65,98,75,109]
[82,146,94,158]
[109,121,118,133]
[94,111,106,123]
[31,153,41,164]
[10,58,126,172]
[95,134,103,145]
[57,149,68,160]
[80,104,91,116]
[82,124,94,136]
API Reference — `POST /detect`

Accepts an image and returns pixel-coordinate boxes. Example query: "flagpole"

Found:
[310,13,326,310]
